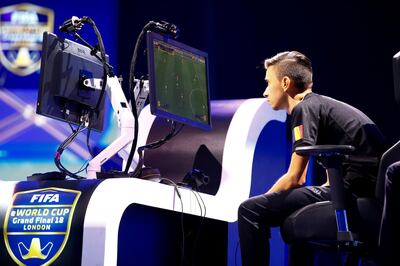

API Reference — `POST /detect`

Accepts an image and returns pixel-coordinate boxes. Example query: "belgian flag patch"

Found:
[293,125,304,141]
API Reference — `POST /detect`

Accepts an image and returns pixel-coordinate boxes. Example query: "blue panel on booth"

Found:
[228,118,290,266]
[251,120,290,266]
[118,204,227,266]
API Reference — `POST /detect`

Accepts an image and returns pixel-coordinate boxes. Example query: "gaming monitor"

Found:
[146,31,211,130]
[37,31,107,131]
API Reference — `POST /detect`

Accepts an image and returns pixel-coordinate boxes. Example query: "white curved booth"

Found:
[82,98,286,265]
[0,99,287,266]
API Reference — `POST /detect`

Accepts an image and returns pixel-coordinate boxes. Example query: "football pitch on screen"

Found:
[154,47,209,124]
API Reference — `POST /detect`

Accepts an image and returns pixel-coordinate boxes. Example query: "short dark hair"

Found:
[264,51,313,90]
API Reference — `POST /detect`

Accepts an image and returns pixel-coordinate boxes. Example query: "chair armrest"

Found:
[295,145,355,157]
[295,144,356,242]
[295,145,378,165]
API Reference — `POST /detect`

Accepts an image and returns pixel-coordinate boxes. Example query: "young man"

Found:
[238,51,385,265]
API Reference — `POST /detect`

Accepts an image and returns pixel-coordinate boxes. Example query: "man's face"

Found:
[263,66,286,110]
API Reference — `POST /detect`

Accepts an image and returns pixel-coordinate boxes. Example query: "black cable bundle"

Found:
[124,20,180,175]
[80,16,110,111]
[130,121,184,178]
[54,123,87,179]
[124,21,155,174]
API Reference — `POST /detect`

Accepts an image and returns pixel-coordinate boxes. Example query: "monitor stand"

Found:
[86,76,149,179]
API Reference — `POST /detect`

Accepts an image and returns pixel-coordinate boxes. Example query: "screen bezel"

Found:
[36,31,106,131]
[146,31,211,131]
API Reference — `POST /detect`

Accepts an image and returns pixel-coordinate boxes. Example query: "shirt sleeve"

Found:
[291,101,320,152]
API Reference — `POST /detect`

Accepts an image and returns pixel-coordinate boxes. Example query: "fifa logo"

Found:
[0,3,54,76]
[4,188,81,265]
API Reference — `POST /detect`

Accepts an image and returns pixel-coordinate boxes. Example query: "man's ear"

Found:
[282,76,291,91]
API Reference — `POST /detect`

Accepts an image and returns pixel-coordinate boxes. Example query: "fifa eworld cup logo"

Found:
[0,3,54,76]
[4,188,81,265]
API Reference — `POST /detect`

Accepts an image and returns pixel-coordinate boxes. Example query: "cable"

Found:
[158,178,207,266]
[54,123,88,179]
[67,122,74,132]
[190,190,203,218]
[159,178,185,265]
[76,159,90,174]
[124,21,155,174]
[81,16,110,112]
[189,190,207,266]
[195,190,206,219]
[130,121,184,178]
[124,20,180,174]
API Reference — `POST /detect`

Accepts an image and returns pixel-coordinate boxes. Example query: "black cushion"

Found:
[281,198,382,246]
[281,201,337,244]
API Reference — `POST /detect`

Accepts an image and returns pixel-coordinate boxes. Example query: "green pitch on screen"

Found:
[154,42,209,124]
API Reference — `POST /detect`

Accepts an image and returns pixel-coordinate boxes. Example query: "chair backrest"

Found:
[377,53,400,202]
[375,52,400,203]
[376,144,400,204]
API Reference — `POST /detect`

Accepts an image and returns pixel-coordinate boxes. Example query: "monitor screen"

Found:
[146,31,211,130]
[36,31,107,131]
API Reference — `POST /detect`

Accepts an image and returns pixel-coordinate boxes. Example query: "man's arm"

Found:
[266,152,309,194]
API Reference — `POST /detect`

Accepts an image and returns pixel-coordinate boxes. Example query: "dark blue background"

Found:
[117,0,400,146]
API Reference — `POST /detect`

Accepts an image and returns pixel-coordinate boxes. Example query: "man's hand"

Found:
[266,152,309,194]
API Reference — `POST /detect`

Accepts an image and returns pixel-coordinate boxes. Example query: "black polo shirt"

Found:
[290,92,385,196]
